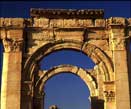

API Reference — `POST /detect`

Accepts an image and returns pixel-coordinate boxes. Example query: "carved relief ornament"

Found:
[2,38,23,52]
[109,37,126,50]
[104,90,115,102]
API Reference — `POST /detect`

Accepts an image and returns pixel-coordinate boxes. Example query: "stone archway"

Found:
[33,64,101,109]
[23,40,113,81]
[36,64,97,96]
[22,40,113,109]
[0,9,131,109]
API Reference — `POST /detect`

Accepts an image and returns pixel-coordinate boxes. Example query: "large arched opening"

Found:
[40,50,95,70]
[38,49,96,109]
[24,40,113,81]
[39,49,96,109]
[23,40,113,109]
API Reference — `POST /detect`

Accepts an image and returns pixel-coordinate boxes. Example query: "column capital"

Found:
[2,38,23,52]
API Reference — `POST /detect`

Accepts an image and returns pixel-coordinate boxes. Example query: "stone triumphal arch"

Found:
[0,9,131,109]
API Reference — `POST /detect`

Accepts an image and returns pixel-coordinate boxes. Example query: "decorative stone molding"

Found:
[104,90,115,102]
[0,18,24,27]
[2,38,23,52]
[107,17,126,27]
[24,41,113,82]
[95,19,106,27]
[35,64,98,97]
[30,9,104,19]
[109,37,126,50]
[104,81,115,102]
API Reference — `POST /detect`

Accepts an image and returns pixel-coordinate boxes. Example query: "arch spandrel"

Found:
[23,40,113,82]
[35,64,98,97]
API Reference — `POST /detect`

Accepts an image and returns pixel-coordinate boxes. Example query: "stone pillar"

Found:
[1,38,23,109]
[33,93,44,109]
[109,17,130,109]
[103,82,115,109]
[21,82,33,109]
[91,97,104,109]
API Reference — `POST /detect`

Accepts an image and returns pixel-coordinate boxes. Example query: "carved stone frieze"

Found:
[33,18,49,28]
[95,19,105,27]
[109,37,126,50]
[128,18,131,26]
[2,38,23,52]
[104,90,115,102]
[107,17,126,26]
[30,9,104,19]
[0,18,24,27]
[104,81,115,102]
[31,30,54,41]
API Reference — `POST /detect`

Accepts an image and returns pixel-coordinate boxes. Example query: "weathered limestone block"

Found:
[113,51,128,73]
[55,31,84,42]
[113,50,130,109]
[7,30,23,39]
[50,19,64,28]
[103,82,115,109]
[109,36,126,50]
[1,52,22,109]
[88,30,107,39]
[33,18,49,28]
[127,18,131,25]
[63,19,76,27]
[0,18,24,27]
[2,38,23,52]
[128,18,131,37]
[78,19,94,27]
[109,22,126,50]
[88,40,109,50]
[0,18,24,41]
[95,19,105,27]
[104,82,115,102]
[63,19,94,28]
[77,68,88,80]
[0,30,6,39]
[49,19,94,28]
[107,17,126,26]
[31,30,54,41]
[110,29,125,37]
[0,18,4,26]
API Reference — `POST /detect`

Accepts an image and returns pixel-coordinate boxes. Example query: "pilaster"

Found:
[108,17,130,109]
[0,18,24,109]
[91,97,104,109]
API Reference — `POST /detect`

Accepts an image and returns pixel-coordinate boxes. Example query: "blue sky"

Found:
[0,1,131,18]
[0,1,131,109]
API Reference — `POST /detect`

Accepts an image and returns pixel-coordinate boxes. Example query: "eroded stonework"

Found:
[0,9,131,109]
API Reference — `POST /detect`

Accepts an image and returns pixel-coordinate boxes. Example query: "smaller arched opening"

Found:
[44,73,91,109]
[33,65,98,109]
[37,65,97,96]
